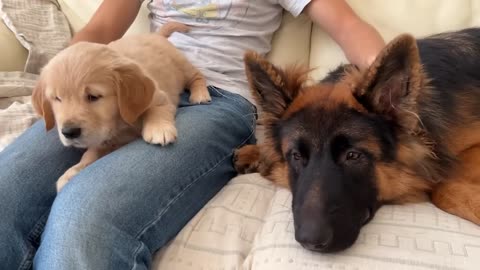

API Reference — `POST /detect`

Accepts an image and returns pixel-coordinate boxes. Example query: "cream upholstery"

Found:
[0,21,27,71]
[310,0,480,78]
[2,1,480,269]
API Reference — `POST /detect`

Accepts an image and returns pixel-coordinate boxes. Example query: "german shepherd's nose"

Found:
[61,126,82,139]
[295,220,333,252]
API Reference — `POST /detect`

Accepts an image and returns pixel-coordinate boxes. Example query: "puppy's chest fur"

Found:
[102,122,142,150]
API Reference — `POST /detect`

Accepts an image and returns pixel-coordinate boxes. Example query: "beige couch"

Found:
[2,1,480,269]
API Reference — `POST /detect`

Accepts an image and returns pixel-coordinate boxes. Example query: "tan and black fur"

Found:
[234,28,480,252]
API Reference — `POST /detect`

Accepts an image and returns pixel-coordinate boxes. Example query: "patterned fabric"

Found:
[0,0,71,74]
[0,72,38,151]
[153,173,480,270]
[0,0,71,152]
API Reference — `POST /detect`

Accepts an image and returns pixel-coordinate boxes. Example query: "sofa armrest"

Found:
[0,21,27,72]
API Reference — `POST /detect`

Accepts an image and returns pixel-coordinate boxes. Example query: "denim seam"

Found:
[129,128,256,269]
[18,248,34,270]
[235,113,256,134]
[208,86,257,131]
[226,102,257,134]
[18,211,50,270]
[129,241,149,270]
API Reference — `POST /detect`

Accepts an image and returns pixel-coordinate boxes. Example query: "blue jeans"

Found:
[0,87,256,270]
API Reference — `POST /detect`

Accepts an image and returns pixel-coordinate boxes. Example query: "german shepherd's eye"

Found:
[290,150,304,164]
[338,149,367,166]
[87,94,102,103]
[286,139,309,170]
[288,149,308,169]
[292,151,302,160]
[346,151,362,161]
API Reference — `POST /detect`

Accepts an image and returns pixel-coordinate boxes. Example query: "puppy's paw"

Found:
[56,167,80,192]
[189,88,211,104]
[142,121,177,145]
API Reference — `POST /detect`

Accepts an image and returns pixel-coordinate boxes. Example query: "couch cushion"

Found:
[309,0,480,79]
[244,186,480,270]
[154,173,480,270]
[268,13,312,67]
[152,174,277,270]
[0,21,27,71]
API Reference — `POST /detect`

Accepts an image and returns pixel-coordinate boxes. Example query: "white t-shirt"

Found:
[142,0,311,104]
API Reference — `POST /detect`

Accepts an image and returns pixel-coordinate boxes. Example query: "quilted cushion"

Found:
[154,174,480,270]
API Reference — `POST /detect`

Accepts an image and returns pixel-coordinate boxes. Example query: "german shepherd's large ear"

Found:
[31,76,55,131]
[353,34,426,132]
[244,51,308,118]
[114,59,155,125]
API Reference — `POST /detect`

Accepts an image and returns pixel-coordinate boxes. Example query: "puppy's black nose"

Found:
[61,127,82,139]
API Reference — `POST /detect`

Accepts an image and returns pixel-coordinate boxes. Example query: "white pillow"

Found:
[153,173,480,270]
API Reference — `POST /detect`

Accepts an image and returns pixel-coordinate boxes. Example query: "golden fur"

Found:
[32,22,210,191]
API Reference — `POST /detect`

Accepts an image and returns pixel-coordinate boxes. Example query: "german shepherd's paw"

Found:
[233,144,260,174]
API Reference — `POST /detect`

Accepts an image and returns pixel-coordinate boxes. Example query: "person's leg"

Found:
[34,87,256,270]
[0,121,83,269]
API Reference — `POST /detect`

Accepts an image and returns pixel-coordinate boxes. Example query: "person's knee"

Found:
[48,185,108,232]
[37,184,144,267]
[46,175,135,239]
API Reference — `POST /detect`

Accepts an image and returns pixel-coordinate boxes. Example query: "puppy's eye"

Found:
[55,96,62,102]
[346,151,362,161]
[87,94,101,102]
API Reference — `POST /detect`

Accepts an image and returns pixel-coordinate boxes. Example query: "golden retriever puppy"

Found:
[32,22,211,192]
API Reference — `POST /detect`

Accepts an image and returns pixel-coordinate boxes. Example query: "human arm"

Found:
[70,0,142,45]
[304,0,385,69]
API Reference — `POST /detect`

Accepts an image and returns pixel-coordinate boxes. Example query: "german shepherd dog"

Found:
[234,28,480,253]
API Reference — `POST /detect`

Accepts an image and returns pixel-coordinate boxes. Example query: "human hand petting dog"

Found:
[32,22,210,192]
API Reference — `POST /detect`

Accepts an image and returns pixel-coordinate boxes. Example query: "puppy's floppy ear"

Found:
[244,51,309,119]
[114,58,155,125]
[32,76,55,130]
[353,34,426,132]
